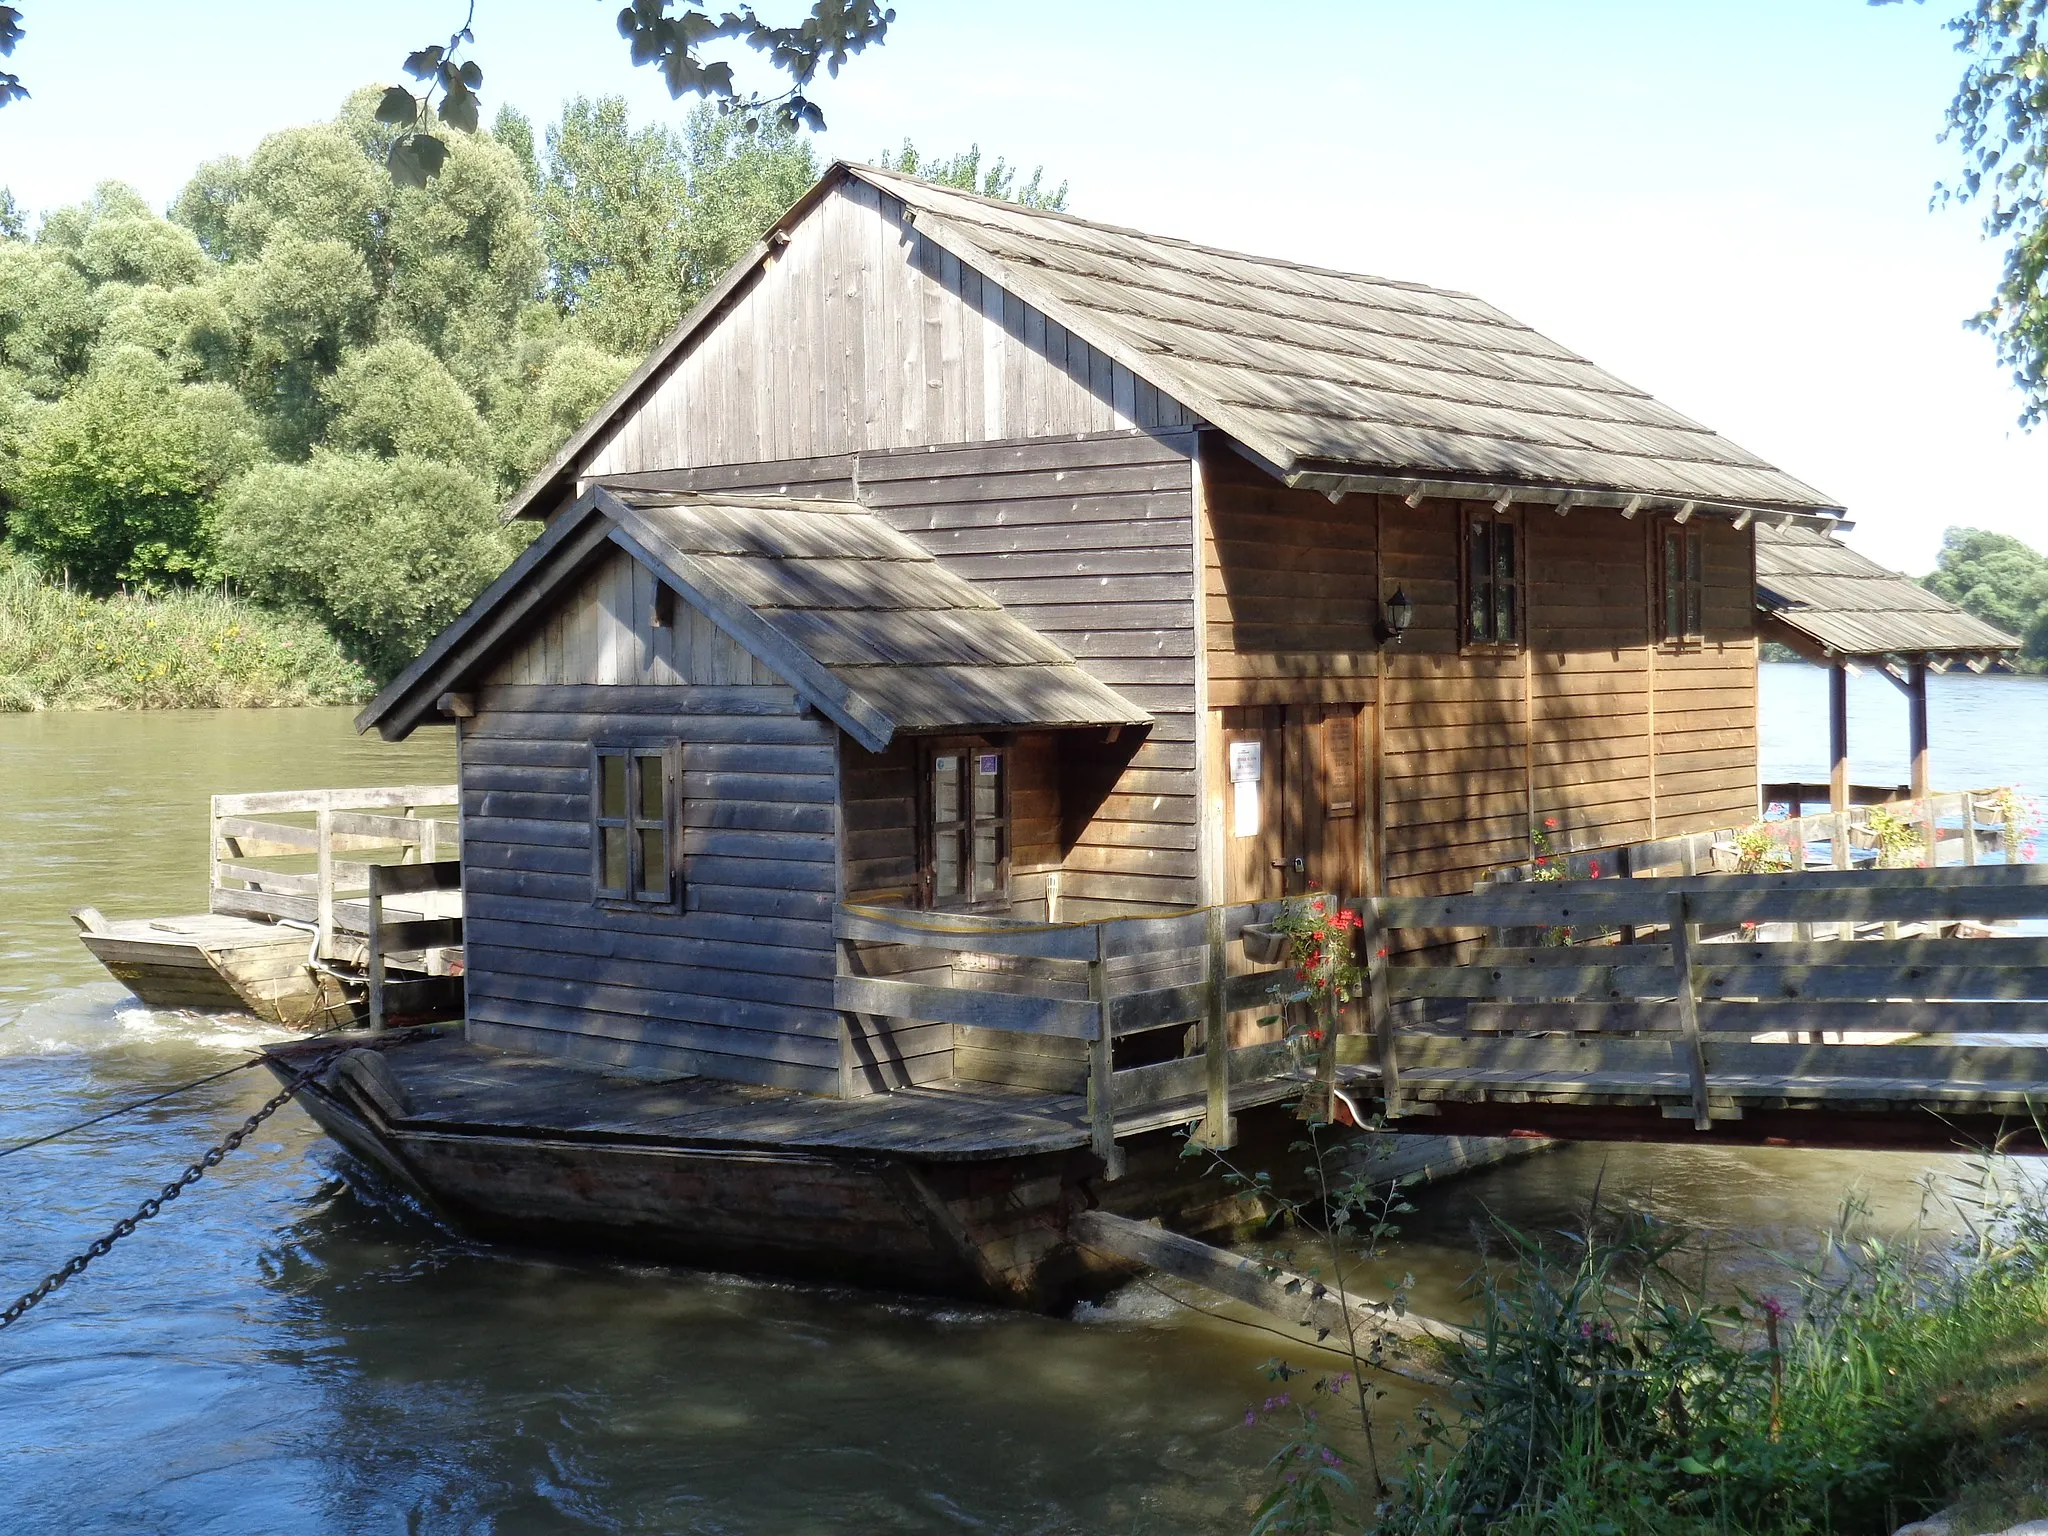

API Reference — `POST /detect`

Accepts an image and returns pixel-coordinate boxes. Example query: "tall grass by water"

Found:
[1357,1170,2048,1536]
[0,552,368,710]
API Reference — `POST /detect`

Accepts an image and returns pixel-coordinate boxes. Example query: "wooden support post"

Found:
[1964,791,1980,867]
[1361,899,1398,1120]
[1907,661,1931,802]
[1829,660,1850,814]
[365,863,385,1033]
[207,794,224,915]
[1311,905,1342,1124]
[314,801,334,963]
[1086,929,1124,1180]
[1195,904,1236,1149]
[1669,893,1710,1131]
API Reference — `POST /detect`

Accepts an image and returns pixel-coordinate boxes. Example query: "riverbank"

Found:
[0,556,369,710]
[1347,1181,2048,1536]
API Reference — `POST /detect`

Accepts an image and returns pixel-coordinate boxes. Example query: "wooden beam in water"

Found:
[1067,1209,1465,1385]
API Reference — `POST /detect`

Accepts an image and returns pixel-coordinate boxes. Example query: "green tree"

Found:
[216,450,526,678]
[322,337,491,474]
[0,238,97,395]
[11,346,259,591]
[1890,0,2048,421]
[0,188,24,240]
[494,330,638,485]
[1923,524,2048,667]
[527,98,816,357]
[873,140,1068,210]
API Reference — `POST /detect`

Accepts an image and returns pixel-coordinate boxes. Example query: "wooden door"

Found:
[1221,704,1369,906]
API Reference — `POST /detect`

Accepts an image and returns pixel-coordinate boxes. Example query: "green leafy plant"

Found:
[1867,805,1928,869]
[1732,822,1795,875]
[1988,785,2041,863]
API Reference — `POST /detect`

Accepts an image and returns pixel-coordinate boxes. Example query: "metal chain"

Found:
[0,1051,338,1332]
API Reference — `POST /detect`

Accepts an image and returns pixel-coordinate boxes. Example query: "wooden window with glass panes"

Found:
[593,745,676,908]
[1659,523,1705,646]
[1464,510,1521,650]
[922,742,1009,909]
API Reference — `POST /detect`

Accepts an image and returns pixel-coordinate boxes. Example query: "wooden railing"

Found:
[1361,863,2048,1130]
[835,902,1326,1176]
[1492,788,2015,888]
[209,785,461,962]
[365,861,464,1029]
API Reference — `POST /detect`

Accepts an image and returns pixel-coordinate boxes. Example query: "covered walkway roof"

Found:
[1755,522,2016,669]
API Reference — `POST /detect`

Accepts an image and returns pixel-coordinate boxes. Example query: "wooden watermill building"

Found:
[359,162,1853,1098]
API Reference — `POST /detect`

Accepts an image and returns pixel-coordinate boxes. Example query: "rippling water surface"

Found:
[1,672,2041,1532]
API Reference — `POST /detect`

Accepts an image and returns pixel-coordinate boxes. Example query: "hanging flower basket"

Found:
[1239,922,1289,966]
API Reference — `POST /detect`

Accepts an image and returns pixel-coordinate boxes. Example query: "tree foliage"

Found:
[9,346,258,592]
[873,141,1069,211]
[524,97,817,355]
[1889,0,2048,421]
[0,85,1063,677]
[1923,524,2048,667]
[216,451,525,679]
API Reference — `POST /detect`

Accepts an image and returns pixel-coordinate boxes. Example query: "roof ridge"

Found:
[846,161,1478,302]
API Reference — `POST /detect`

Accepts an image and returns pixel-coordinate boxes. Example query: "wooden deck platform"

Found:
[72,909,349,1025]
[271,1029,1309,1161]
[262,1028,1318,1307]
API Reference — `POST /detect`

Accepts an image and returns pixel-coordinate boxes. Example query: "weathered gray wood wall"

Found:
[580,182,1194,479]
[586,430,1204,920]
[461,548,846,1093]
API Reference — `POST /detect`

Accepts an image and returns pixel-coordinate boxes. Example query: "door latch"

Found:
[1271,856,1306,872]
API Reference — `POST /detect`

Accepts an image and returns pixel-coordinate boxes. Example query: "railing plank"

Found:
[1388,963,1676,1000]
[213,863,318,895]
[1696,964,2048,1002]
[1112,1039,1298,1114]
[833,905,1100,961]
[834,974,1100,1038]
[211,784,458,816]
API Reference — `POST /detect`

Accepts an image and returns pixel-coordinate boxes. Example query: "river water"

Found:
[1,665,2044,1533]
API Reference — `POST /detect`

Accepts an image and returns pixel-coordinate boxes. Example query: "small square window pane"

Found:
[600,826,628,892]
[599,754,626,818]
[636,827,668,900]
[635,753,664,821]
[933,754,962,825]
[973,758,1000,819]
[972,827,1002,895]
[934,827,963,899]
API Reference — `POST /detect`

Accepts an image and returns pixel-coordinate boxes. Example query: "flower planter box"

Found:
[1239,923,1289,966]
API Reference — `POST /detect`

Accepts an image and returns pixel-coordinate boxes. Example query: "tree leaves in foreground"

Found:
[1884,0,2048,422]
[377,1,895,186]
[1922,524,2048,668]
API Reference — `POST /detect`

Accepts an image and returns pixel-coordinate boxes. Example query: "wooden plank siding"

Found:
[1199,440,1761,905]
[461,546,847,1092]
[579,183,1193,480]
[858,432,1202,918]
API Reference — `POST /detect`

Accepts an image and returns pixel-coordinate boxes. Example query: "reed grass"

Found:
[0,551,369,710]
[1368,1170,2048,1536]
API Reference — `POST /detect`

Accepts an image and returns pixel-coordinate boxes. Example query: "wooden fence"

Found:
[209,785,461,962]
[365,861,465,1029]
[1363,862,2048,1130]
[1493,788,2016,890]
[840,859,2048,1166]
[835,902,1316,1175]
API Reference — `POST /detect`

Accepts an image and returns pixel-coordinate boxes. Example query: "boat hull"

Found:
[277,1053,1290,1309]
[77,912,352,1027]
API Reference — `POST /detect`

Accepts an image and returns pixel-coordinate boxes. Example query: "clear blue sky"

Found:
[2,0,2039,574]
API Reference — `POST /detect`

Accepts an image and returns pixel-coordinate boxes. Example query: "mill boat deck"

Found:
[73,909,350,1025]
[77,785,463,1029]
[263,1028,1321,1307]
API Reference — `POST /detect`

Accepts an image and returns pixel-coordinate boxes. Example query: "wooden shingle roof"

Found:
[359,488,1149,747]
[855,164,1841,515]
[1754,522,2017,663]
